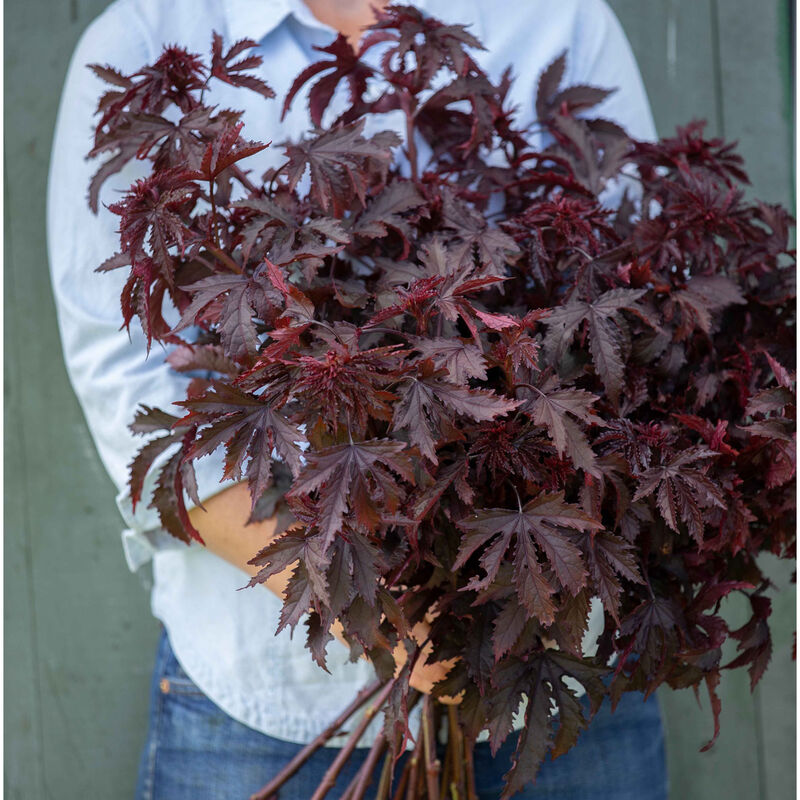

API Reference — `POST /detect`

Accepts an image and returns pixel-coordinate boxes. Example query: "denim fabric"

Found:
[135,629,668,800]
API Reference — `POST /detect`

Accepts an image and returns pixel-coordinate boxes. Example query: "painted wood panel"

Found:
[609,2,795,799]
[754,555,796,800]
[715,0,793,206]
[4,0,161,797]
[4,174,46,800]
[607,0,723,137]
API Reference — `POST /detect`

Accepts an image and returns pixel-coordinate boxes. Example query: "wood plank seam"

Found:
[709,0,726,138]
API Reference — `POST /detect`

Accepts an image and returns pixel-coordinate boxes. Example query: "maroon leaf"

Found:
[456,492,599,615]
[288,440,413,547]
[284,120,400,214]
[178,381,306,507]
[543,289,648,405]
[210,33,275,99]
[89,22,796,797]
[633,448,724,544]
[525,380,603,475]
[189,120,269,181]
[282,34,373,125]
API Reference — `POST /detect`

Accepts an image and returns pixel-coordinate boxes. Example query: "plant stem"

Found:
[390,756,411,800]
[309,679,399,800]
[421,696,441,800]
[267,162,287,196]
[375,748,395,800]
[464,739,478,800]
[206,243,243,274]
[403,722,425,800]
[448,705,467,800]
[209,179,220,249]
[404,95,419,183]
[231,164,261,195]
[343,731,388,800]
[249,678,384,800]
[571,245,595,262]
[439,722,453,799]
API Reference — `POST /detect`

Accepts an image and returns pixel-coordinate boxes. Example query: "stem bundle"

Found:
[251,683,477,800]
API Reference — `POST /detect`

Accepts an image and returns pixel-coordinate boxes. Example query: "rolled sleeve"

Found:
[118,448,230,571]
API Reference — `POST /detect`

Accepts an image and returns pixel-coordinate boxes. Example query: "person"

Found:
[46,0,668,797]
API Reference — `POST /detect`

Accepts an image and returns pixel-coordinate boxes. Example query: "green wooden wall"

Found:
[4,1,795,798]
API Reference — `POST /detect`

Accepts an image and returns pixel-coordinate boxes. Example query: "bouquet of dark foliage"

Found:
[87,5,795,798]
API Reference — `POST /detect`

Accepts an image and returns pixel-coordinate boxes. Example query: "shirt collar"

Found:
[223,0,293,44]
[223,0,429,45]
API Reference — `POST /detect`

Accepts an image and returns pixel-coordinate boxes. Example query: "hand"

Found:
[191,486,465,700]
[393,617,463,705]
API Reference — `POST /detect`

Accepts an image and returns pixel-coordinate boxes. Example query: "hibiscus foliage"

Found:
[88,5,795,796]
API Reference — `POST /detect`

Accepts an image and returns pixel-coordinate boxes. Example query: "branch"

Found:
[464,731,478,800]
[389,754,411,800]
[447,705,467,799]
[249,678,384,800]
[402,720,425,800]
[309,678,399,800]
[231,163,261,195]
[342,731,388,800]
[421,696,441,800]
[375,748,395,800]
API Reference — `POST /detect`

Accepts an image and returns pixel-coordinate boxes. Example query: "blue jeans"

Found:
[135,629,668,799]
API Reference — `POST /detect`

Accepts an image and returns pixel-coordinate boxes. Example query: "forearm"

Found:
[187,482,351,648]
[188,483,456,693]
[188,481,285,587]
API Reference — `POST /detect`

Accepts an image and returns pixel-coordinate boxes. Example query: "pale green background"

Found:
[4,1,796,797]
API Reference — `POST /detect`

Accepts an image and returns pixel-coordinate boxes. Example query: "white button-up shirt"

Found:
[47,0,656,745]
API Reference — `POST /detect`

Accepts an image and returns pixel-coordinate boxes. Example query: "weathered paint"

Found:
[5,1,160,797]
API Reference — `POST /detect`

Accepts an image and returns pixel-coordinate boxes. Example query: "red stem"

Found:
[464,737,478,800]
[209,178,220,249]
[404,95,419,183]
[389,758,411,800]
[206,243,242,274]
[375,748,395,800]
[421,696,441,800]
[268,162,287,195]
[309,679,398,800]
[249,679,384,800]
[231,163,261,195]
[403,723,425,800]
[343,731,388,800]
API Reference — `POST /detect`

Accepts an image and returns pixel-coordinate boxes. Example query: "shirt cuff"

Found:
[117,446,235,572]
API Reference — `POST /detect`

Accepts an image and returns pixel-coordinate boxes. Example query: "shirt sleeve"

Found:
[46,2,233,572]
[561,0,657,211]
[566,0,657,143]
[565,0,657,208]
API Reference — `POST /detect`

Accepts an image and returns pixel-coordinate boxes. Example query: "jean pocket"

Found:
[159,673,206,696]
[158,638,206,696]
